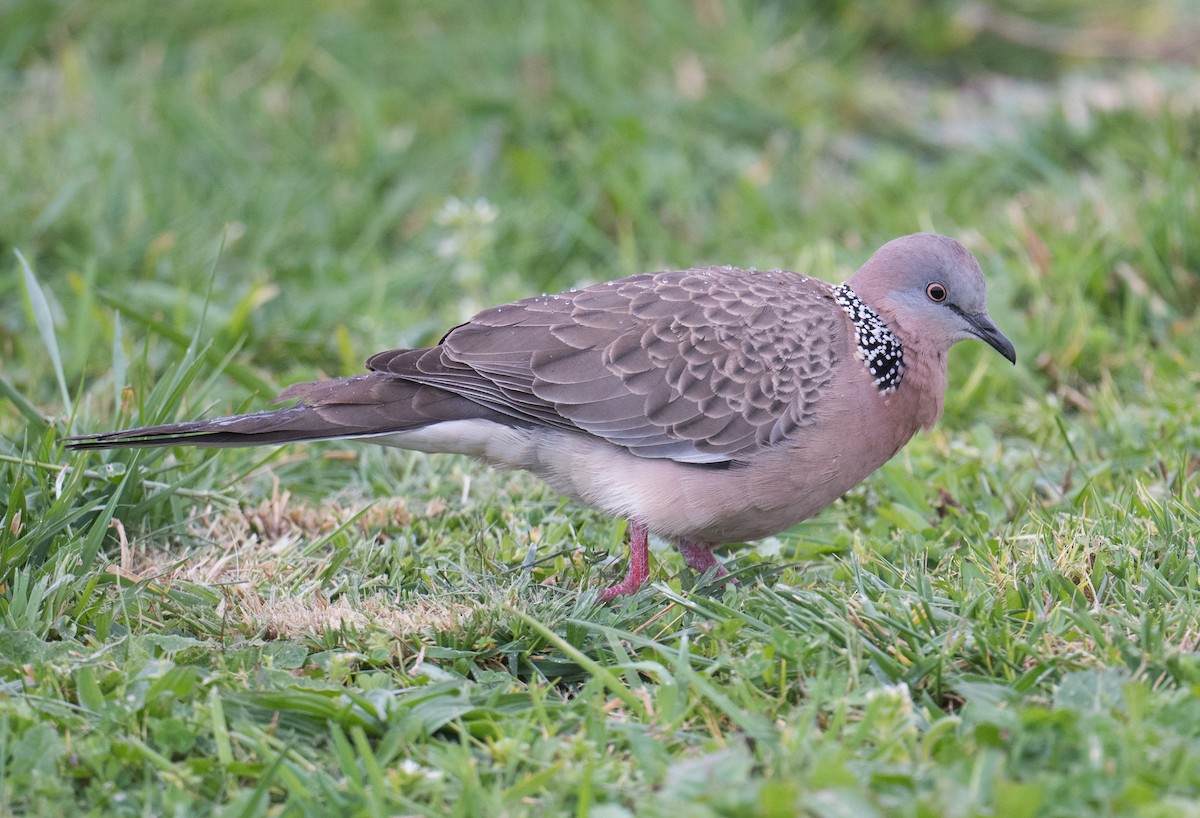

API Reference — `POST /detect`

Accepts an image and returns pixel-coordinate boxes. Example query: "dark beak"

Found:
[963,311,1016,364]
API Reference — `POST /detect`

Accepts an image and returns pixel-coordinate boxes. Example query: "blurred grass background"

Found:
[3,0,1196,405]
[2,1,1200,816]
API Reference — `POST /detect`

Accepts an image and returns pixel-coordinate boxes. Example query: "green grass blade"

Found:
[15,249,72,416]
[112,311,128,414]
[507,605,647,718]
[0,373,50,431]
[97,293,274,396]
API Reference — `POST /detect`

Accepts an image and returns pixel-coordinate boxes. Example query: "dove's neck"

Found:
[836,279,947,432]
[901,338,948,430]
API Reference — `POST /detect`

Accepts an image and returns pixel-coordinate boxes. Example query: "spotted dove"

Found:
[66,233,1016,600]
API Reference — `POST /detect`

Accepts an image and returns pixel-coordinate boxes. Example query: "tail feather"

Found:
[62,406,373,450]
[64,372,519,452]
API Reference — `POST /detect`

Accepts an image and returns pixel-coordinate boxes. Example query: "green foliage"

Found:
[2,1,1199,815]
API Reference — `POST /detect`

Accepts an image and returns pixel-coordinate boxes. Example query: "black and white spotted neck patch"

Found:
[832,284,904,394]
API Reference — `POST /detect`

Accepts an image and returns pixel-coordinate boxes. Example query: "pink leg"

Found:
[676,540,734,583]
[598,520,651,602]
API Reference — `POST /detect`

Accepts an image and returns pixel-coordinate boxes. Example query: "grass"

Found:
[2,1,1200,815]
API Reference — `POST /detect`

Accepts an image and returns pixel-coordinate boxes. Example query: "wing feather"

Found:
[366,267,844,464]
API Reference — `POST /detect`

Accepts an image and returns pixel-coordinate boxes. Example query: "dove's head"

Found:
[849,232,1016,364]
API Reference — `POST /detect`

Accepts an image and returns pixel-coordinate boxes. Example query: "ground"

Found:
[1,2,1199,816]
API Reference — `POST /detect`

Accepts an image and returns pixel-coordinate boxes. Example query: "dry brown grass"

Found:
[233,591,473,641]
[107,489,468,641]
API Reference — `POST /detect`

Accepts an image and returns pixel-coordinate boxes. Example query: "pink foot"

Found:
[676,540,736,585]
[597,521,650,602]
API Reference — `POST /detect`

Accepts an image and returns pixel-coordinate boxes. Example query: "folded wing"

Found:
[367,268,844,465]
